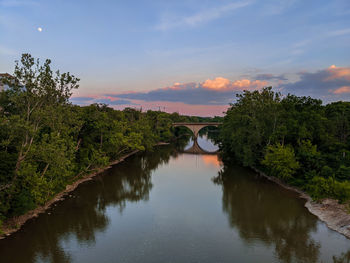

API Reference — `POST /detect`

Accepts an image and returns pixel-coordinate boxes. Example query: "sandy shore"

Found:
[252,167,350,239]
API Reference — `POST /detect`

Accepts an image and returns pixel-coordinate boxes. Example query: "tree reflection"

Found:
[0,145,177,263]
[333,251,350,263]
[214,164,321,263]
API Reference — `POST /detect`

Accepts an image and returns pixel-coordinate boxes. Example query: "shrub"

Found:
[307,176,350,202]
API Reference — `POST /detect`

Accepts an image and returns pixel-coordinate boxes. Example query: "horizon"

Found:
[1,0,349,116]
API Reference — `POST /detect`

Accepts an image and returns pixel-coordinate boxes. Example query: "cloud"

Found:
[70,96,94,103]
[70,96,134,106]
[202,77,231,90]
[326,65,350,81]
[70,66,350,116]
[261,0,298,15]
[112,77,267,105]
[254,73,288,81]
[327,28,350,37]
[71,95,230,116]
[202,77,267,90]
[281,65,350,101]
[117,66,350,106]
[155,1,252,30]
[284,29,350,62]
[332,86,350,94]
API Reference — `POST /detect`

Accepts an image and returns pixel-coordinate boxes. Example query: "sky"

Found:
[0,0,350,116]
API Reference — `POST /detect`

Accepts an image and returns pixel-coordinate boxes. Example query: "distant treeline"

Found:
[0,54,219,228]
[219,87,350,203]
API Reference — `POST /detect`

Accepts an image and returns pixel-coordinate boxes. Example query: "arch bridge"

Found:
[172,122,222,154]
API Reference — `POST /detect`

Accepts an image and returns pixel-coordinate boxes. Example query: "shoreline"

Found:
[252,167,350,239]
[0,149,140,240]
[2,145,349,241]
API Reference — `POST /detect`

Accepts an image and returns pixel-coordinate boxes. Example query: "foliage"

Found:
[220,87,350,203]
[262,144,299,180]
[307,176,350,203]
[0,54,198,221]
[220,87,281,166]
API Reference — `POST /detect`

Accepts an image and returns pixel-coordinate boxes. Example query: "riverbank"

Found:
[252,167,350,239]
[0,149,141,239]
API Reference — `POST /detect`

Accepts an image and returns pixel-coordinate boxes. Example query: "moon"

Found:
[37,27,42,32]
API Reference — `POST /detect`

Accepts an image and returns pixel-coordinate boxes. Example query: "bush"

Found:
[307,176,350,203]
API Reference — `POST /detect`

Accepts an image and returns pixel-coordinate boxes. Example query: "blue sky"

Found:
[0,0,349,115]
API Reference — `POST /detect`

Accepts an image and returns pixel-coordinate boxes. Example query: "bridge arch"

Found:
[172,122,221,139]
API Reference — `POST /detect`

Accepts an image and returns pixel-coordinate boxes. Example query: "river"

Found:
[0,136,349,263]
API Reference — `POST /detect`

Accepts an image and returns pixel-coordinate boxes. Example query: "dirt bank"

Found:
[252,167,350,239]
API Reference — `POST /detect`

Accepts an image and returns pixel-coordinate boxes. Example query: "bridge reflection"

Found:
[173,122,221,155]
[183,137,219,155]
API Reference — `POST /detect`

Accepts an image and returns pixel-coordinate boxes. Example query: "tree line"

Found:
[219,87,350,203]
[0,54,206,229]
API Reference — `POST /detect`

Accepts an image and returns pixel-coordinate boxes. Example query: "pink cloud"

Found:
[202,77,268,91]
[202,77,231,90]
[163,82,195,91]
[72,76,272,115]
[72,66,350,115]
[325,65,350,81]
[332,86,350,94]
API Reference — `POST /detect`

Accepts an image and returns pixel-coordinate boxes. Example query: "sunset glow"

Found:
[0,0,349,115]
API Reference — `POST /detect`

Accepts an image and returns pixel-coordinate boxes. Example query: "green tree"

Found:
[220,87,281,166]
[262,144,300,180]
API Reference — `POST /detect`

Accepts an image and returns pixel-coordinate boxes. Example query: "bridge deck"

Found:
[173,122,222,126]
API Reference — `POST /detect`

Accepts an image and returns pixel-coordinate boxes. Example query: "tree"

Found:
[220,87,281,166]
[3,54,79,180]
[0,54,191,225]
[262,144,300,180]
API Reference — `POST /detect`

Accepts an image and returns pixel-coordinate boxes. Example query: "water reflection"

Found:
[184,134,219,153]
[0,146,178,263]
[201,155,222,169]
[214,164,349,263]
[0,140,349,263]
[333,251,350,263]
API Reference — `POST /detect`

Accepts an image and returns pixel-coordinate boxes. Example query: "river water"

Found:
[0,137,349,263]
